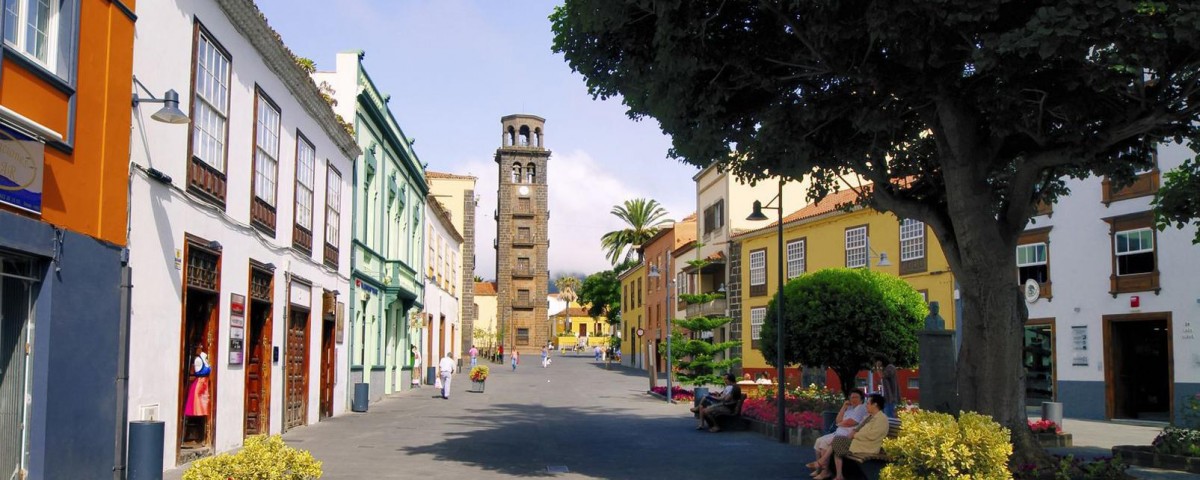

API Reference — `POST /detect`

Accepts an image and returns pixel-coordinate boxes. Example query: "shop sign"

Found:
[336,301,345,344]
[0,127,43,214]
[229,293,246,364]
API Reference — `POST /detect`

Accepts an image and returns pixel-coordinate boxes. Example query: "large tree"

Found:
[552,0,1200,460]
[578,269,622,324]
[759,269,924,397]
[599,198,672,266]
[1155,158,1200,243]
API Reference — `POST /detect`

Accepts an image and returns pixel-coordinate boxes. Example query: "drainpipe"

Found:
[114,258,132,479]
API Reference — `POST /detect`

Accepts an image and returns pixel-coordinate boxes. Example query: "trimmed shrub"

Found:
[880,410,1011,480]
[182,435,322,480]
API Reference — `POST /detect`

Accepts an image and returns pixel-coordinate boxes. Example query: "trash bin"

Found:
[352,383,369,412]
[128,420,164,480]
[693,387,710,418]
[1042,401,1063,429]
[427,366,438,386]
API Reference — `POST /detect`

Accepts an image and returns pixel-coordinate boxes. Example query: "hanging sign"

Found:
[0,126,44,214]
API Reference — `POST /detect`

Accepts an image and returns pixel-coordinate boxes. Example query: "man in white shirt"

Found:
[438,353,456,399]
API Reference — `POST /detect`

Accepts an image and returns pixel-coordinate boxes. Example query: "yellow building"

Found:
[734,188,957,397]
[552,304,612,349]
[473,281,499,355]
[618,262,646,369]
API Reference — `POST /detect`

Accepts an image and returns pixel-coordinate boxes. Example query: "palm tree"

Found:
[555,276,581,340]
[600,198,672,266]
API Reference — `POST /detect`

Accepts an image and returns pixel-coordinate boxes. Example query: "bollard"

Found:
[426,366,438,386]
[352,383,369,412]
[1042,401,1063,429]
[127,421,164,480]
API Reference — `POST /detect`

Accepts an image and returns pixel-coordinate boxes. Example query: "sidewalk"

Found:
[1049,417,1198,479]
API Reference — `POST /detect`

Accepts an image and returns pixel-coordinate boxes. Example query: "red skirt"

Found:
[185,377,210,417]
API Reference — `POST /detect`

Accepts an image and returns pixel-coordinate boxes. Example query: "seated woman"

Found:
[698,374,742,432]
[807,389,867,477]
[813,393,889,480]
[691,373,737,412]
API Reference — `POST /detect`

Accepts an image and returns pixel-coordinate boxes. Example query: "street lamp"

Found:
[865,236,892,270]
[646,262,674,404]
[746,179,788,443]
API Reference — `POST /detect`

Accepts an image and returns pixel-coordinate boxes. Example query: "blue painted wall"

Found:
[2,211,122,479]
[1056,380,1107,421]
[1176,382,1200,427]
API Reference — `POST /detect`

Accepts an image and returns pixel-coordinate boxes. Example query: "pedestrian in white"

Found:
[438,353,456,399]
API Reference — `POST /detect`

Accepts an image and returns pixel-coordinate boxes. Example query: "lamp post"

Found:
[646,262,674,404]
[747,180,787,443]
[863,236,891,391]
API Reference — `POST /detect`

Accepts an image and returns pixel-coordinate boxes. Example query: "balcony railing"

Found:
[685,297,727,318]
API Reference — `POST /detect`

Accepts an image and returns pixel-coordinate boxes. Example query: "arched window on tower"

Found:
[534,128,543,147]
[506,126,516,147]
[526,163,536,184]
[518,125,531,146]
[511,163,522,183]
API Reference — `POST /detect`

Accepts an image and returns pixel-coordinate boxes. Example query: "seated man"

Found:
[806,389,867,477]
[697,374,742,432]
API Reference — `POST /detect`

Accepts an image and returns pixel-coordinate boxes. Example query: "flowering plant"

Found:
[469,365,489,382]
[1028,419,1061,434]
[740,398,823,429]
[650,386,694,402]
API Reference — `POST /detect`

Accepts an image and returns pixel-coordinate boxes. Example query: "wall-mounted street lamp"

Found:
[746,179,788,443]
[132,77,190,125]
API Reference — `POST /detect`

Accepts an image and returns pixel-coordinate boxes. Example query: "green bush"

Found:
[880,410,1011,480]
[182,435,322,480]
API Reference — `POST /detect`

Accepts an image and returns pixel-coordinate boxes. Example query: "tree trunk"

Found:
[936,158,1049,465]
[833,367,859,400]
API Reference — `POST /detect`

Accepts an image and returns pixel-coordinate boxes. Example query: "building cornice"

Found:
[428,195,464,244]
[217,0,361,161]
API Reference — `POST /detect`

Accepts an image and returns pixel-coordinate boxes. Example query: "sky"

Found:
[256,0,701,280]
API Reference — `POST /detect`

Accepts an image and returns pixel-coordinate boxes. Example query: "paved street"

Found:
[163,353,1199,480]
[166,354,809,479]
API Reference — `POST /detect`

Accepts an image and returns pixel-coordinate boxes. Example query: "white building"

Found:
[127,0,358,467]
[420,197,464,374]
[1022,142,1199,424]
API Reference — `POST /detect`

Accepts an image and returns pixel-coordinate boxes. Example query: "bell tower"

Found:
[495,114,550,353]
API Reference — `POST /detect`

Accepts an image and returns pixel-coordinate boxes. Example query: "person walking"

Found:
[511,350,520,372]
[541,345,549,368]
[469,345,479,367]
[410,345,422,388]
[437,352,456,399]
[875,359,900,418]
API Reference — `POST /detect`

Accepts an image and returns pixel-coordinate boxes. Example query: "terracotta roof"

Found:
[681,212,697,222]
[426,171,476,180]
[474,281,497,295]
[553,306,596,317]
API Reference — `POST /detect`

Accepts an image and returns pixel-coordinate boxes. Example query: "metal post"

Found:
[775,180,786,443]
[666,257,673,403]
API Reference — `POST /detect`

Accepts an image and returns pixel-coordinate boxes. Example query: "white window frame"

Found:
[325,166,341,247]
[845,226,867,268]
[749,249,766,286]
[294,136,315,230]
[4,0,60,73]
[1016,243,1047,270]
[900,219,925,261]
[254,92,280,206]
[677,272,687,295]
[1115,228,1154,276]
[750,307,766,340]
[786,238,805,279]
[191,29,231,171]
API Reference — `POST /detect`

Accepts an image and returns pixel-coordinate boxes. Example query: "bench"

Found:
[843,417,902,480]
[709,392,749,431]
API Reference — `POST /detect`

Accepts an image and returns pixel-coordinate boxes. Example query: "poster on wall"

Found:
[336,301,345,344]
[1071,325,1088,366]
[0,126,44,214]
[230,293,246,328]
[229,293,246,364]
[229,336,244,365]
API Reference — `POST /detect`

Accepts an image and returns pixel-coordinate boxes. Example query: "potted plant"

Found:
[469,365,489,392]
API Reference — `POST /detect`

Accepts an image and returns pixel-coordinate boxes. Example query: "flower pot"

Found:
[470,380,485,393]
[1033,431,1072,447]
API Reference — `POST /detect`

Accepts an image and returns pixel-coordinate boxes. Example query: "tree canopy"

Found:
[759,269,925,397]
[552,0,1200,460]
[599,198,671,266]
[1154,158,1200,244]
[578,269,622,322]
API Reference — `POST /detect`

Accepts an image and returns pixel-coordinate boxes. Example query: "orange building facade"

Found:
[0,1,136,478]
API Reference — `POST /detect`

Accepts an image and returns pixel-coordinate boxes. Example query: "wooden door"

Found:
[284,308,309,430]
[244,302,271,435]
[319,318,335,419]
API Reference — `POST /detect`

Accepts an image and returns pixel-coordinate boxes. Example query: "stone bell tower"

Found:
[495,114,550,354]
